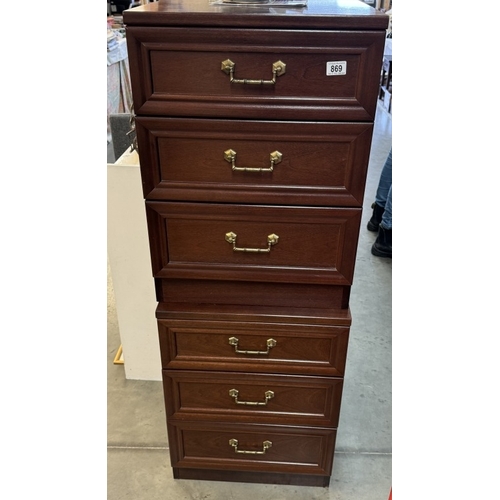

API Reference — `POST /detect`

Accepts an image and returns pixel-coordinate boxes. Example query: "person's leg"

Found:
[380,185,391,230]
[367,149,392,232]
[375,149,392,209]
[372,184,392,257]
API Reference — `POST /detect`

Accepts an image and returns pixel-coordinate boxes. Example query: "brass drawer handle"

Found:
[224,149,282,172]
[225,232,279,253]
[228,336,277,355]
[229,438,272,455]
[229,388,274,406]
[221,59,286,85]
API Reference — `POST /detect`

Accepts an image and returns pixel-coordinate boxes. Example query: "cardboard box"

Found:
[380,86,392,113]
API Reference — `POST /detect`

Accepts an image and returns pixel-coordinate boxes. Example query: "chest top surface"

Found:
[123,0,389,30]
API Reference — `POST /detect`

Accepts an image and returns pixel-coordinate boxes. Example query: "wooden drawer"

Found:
[136,117,373,206]
[146,202,362,285]
[163,370,343,427]
[126,27,386,121]
[157,279,351,309]
[167,420,336,477]
[158,320,349,376]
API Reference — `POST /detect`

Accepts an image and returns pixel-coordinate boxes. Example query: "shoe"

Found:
[371,225,392,258]
[367,202,385,232]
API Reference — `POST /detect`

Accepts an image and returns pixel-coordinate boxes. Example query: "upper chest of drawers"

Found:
[125,0,388,305]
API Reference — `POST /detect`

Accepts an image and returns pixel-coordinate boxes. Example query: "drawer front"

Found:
[126,27,386,121]
[146,202,362,285]
[167,420,336,476]
[136,117,373,206]
[163,370,343,427]
[158,321,349,376]
[157,279,350,309]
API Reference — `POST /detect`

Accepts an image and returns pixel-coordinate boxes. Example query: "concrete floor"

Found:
[107,102,392,499]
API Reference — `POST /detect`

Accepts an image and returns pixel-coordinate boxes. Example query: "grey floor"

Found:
[107,102,392,499]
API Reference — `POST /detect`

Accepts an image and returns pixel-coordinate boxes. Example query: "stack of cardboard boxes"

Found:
[362,0,391,11]
[379,37,392,114]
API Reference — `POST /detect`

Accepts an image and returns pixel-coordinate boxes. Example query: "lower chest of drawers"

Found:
[155,307,351,483]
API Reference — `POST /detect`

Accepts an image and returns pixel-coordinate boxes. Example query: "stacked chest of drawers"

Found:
[124,0,388,487]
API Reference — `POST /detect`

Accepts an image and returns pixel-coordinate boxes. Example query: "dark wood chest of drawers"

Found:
[124,0,388,487]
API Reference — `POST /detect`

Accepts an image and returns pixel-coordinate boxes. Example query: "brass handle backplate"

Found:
[225,232,279,253]
[224,149,282,172]
[229,388,274,406]
[228,336,277,355]
[229,438,272,455]
[221,59,286,85]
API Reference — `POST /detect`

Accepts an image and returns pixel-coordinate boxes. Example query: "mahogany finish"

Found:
[157,278,351,309]
[124,0,388,487]
[166,420,336,476]
[163,370,344,426]
[135,118,374,206]
[126,27,386,120]
[172,468,330,487]
[157,320,350,376]
[155,302,352,326]
[145,201,362,285]
[124,0,390,30]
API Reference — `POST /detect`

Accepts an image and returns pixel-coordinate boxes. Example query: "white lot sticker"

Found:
[326,61,347,76]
